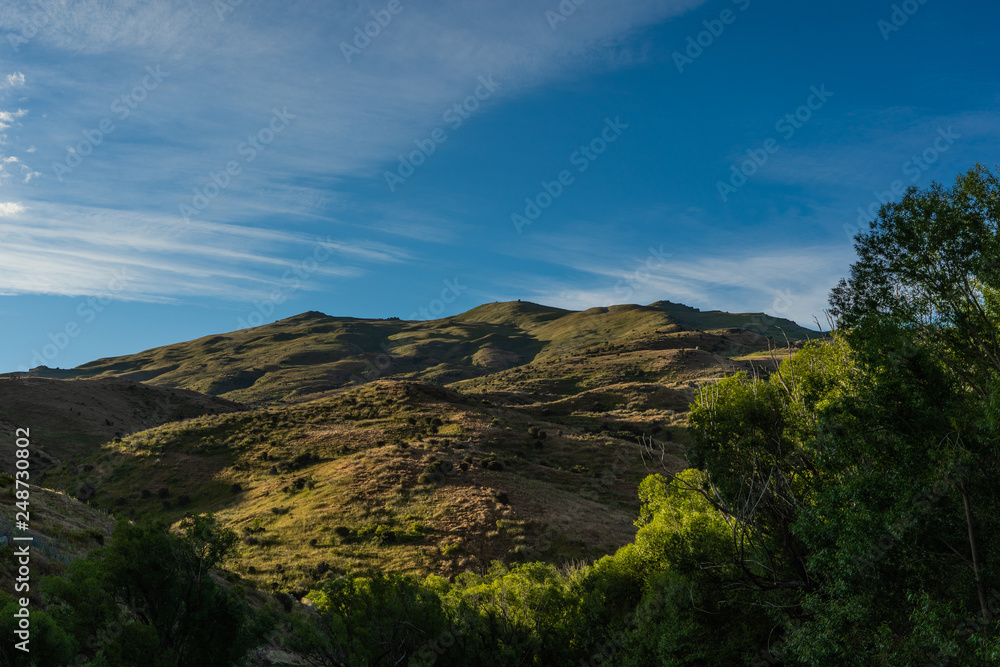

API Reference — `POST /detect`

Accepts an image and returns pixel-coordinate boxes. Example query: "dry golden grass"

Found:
[3,301,819,598]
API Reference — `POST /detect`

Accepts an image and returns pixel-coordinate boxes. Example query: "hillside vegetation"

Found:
[0,298,820,665]
[0,377,241,479]
[7,301,812,592]
[12,301,815,405]
[41,379,691,595]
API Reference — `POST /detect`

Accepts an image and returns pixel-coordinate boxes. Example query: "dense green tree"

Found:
[687,338,857,602]
[0,591,75,666]
[830,164,1000,402]
[779,165,1000,665]
[286,469,769,666]
[288,570,452,666]
[44,514,269,666]
[606,470,771,666]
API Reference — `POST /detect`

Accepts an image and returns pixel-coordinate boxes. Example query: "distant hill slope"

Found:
[0,377,242,477]
[7,300,817,405]
[647,300,817,339]
[19,299,823,592]
[451,301,572,328]
[43,379,688,593]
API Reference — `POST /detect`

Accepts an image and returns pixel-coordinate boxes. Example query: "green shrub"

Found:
[275,592,295,613]
[42,515,270,666]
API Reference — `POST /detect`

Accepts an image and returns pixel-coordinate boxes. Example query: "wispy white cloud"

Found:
[0,201,25,217]
[0,0,712,301]
[0,1,210,56]
[512,238,853,328]
[0,81,31,179]
[0,109,27,131]
[0,203,407,300]
[2,0,710,187]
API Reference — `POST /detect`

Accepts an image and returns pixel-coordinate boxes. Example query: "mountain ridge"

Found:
[0,297,822,608]
[7,300,816,406]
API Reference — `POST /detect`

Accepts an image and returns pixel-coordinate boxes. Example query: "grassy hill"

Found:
[0,474,114,597]
[0,377,242,479]
[12,301,817,406]
[647,300,818,337]
[41,379,687,596]
[1,299,821,603]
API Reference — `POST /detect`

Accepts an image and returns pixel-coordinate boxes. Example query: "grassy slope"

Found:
[16,301,816,406]
[0,377,242,479]
[43,380,686,596]
[9,299,820,598]
[646,300,820,339]
[0,476,114,598]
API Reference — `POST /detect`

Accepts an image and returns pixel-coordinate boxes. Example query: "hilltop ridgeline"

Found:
[11,300,816,405]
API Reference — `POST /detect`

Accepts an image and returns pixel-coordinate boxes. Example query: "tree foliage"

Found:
[40,514,269,666]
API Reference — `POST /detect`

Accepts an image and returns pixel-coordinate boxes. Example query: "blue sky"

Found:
[0,0,997,373]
